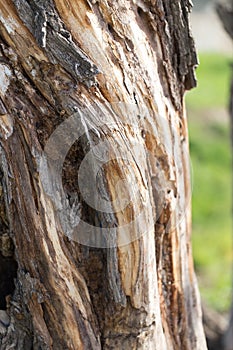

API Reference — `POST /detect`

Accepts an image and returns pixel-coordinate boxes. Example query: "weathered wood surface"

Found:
[0,0,206,349]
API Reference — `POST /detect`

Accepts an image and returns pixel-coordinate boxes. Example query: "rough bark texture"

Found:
[0,0,206,349]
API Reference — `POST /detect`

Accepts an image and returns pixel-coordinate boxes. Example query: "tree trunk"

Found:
[0,0,207,349]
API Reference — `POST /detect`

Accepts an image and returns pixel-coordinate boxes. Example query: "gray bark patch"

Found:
[13,0,100,83]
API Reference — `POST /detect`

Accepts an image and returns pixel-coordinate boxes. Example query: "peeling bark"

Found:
[0,1,206,349]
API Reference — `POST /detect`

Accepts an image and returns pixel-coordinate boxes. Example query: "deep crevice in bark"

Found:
[0,167,18,312]
[0,253,17,310]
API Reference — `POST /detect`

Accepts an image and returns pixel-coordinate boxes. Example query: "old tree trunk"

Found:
[0,0,207,349]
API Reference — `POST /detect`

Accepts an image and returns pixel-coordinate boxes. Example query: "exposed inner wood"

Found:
[0,0,206,349]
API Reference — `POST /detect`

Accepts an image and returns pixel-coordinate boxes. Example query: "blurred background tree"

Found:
[186,0,232,348]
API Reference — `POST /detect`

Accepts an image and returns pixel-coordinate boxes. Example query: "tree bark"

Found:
[0,0,207,349]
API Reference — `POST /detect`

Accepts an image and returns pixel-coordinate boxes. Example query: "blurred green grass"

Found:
[186,53,232,312]
[187,53,232,109]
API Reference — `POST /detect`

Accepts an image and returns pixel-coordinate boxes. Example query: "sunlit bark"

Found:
[0,1,206,349]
